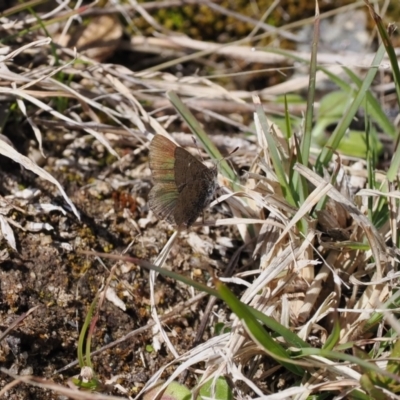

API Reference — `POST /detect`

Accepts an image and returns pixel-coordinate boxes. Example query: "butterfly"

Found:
[148,135,217,228]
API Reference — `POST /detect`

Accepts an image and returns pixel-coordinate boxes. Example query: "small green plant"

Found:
[142,378,233,400]
[71,293,102,390]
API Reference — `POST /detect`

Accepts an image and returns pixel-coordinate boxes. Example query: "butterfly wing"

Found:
[148,135,179,222]
[149,135,217,227]
[149,135,176,183]
[174,147,217,227]
[148,182,178,224]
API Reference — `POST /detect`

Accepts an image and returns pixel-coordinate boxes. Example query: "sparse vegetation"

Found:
[0,1,399,399]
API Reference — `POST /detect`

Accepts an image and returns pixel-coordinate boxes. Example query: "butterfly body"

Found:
[149,135,217,228]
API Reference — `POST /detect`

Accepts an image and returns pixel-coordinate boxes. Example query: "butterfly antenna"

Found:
[217,146,239,167]
[191,136,205,162]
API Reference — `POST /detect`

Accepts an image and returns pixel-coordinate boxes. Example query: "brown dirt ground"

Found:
[0,128,244,398]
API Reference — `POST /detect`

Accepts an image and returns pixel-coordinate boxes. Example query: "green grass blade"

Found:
[264,46,395,141]
[301,3,319,167]
[322,316,340,351]
[256,105,297,207]
[80,251,309,358]
[316,42,386,169]
[167,91,237,186]
[215,279,304,376]
[77,294,98,368]
[248,307,309,349]
[299,348,400,383]
[343,68,396,138]
[365,1,400,110]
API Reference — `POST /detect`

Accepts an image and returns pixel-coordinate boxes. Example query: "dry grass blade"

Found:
[149,231,180,358]
[0,368,127,400]
[0,139,80,219]
[295,164,387,249]
[0,214,17,250]
[0,306,38,343]
[132,35,391,69]
[136,333,231,399]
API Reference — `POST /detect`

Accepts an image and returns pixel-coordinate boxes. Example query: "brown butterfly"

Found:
[148,135,217,228]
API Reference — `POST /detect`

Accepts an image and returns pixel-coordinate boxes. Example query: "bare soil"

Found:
[0,125,245,398]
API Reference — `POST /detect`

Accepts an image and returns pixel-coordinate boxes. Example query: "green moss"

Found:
[135,0,354,44]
